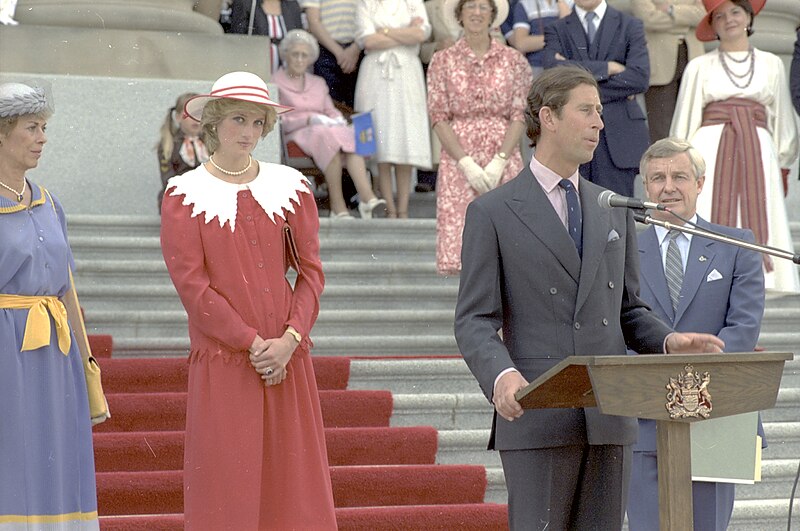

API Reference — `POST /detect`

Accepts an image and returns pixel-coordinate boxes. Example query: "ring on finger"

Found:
[265,367,273,376]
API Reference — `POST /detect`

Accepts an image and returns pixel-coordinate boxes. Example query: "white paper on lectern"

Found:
[690,412,761,484]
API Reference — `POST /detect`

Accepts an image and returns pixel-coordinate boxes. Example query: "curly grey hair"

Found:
[278,29,321,65]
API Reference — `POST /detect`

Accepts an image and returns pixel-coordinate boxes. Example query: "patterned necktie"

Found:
[665,230,684,313]
[585,11,597,44]
[559,179,582,257]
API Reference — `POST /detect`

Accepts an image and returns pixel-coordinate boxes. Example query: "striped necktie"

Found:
[665,230,684,313]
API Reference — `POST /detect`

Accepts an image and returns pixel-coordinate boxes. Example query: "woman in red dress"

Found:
[160,71,337,530]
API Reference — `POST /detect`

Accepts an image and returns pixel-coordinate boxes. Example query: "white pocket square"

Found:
[607,229,620,242]
[706,269,723,282]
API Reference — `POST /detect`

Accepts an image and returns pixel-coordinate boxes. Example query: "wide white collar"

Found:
[167,162,310,232]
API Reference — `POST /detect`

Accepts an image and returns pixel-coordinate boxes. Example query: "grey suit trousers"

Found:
[500,444,632,531]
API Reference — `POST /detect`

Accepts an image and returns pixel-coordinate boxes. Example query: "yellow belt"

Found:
[0,294,71,355]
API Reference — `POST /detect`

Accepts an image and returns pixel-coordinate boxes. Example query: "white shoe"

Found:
[330,210,354,220]
[358,197,387,219]
[0,14,18,24]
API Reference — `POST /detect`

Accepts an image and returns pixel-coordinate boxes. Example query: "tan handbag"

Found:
[65,268,111,425]
[44,188,110,425]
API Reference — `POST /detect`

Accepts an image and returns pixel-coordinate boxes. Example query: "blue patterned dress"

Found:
[0,183,99,531]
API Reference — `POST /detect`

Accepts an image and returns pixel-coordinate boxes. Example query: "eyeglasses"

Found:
[463,2,492,12]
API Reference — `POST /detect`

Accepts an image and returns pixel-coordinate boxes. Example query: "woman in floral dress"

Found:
[427,0,532,275]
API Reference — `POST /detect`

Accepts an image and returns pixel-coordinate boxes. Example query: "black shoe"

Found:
[415,183,435,193]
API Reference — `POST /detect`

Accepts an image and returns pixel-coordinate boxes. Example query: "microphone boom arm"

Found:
[632,210,800,265]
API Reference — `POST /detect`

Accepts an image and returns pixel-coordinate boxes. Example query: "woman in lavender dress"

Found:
[0,82,99,530]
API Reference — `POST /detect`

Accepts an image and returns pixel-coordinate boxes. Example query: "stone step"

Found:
[762,387,800,422]
[484,467,507,504]
[108,334,459,357]
[481,459,800,513]
[77,283,459,312]
[728,498,797,531]
[760,422,800,460]
[84,308,456,339]
[66,213,439,238]
[68,232,437,262]
[760,307,800,335]
[735,459,800,501]
[436,429,500,468]
[74,259,452,286]
[349,359,478,395]
[391,393,490,431]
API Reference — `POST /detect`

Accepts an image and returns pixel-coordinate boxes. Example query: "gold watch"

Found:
[285,326,302,344]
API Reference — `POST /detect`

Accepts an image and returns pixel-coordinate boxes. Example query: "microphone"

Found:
[597,190,667,211]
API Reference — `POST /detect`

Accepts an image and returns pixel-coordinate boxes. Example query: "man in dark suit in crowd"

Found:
[627,137,765,531]
[542,0,650,197]
[791,28,800,119]
[454,65,724,531]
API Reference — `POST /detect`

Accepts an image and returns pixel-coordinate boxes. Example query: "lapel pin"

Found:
[699,256,707,262]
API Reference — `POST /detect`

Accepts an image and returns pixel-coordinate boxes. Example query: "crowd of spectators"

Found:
[155,0,799,286]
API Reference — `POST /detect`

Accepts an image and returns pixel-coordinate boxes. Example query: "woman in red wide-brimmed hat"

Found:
[670,0,799,294]
[160,71,337,530]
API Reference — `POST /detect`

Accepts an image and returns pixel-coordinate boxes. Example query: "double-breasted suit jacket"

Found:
[543,7,651,195]
[454,167,674,451]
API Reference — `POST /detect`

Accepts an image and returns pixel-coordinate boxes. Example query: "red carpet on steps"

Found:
[100,356,351,393]
[89,344,508,530]
[94,426,438,471]
[98,504,509,531]
[96,464,487,514]
[97,389,393,431]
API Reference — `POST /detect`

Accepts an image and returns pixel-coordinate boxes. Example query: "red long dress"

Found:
[160,162,337,530]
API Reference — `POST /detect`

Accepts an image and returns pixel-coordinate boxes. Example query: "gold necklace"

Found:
[209,155,252,176]
[0,177,26,202]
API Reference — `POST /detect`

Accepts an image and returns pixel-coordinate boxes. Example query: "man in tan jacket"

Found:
[631,0,705,142]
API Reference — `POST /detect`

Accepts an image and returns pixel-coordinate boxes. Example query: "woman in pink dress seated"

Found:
[274,29,386,219]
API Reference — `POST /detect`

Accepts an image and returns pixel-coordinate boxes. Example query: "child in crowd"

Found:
[156,92,209,212]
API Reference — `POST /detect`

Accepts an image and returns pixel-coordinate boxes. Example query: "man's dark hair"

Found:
[524,64,599,146]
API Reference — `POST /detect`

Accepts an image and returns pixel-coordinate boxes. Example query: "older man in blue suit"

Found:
[542,0,650,197]
[626,137,765,531]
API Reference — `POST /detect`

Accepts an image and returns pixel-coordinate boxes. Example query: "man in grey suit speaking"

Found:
[454,65,725,531]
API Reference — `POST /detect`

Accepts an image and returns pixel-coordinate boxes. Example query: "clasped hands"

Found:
[249,332,300,387]
[308,114,348,127]
[458,153,508,195]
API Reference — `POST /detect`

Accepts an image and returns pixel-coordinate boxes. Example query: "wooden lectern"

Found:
[514,352,792,531]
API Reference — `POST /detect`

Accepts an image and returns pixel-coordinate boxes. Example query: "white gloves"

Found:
[458,156,491,195]
[484,154,509,189]
[309,114,347,127]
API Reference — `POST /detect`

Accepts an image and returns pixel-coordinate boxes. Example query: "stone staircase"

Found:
[69,209,800,529]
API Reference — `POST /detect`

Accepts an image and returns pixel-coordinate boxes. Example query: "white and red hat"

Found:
[184,71,292,122]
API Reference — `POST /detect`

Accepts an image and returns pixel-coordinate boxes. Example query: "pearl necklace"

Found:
[209,155,252,176]
[0,177,26,202]
[719,47,755,90]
